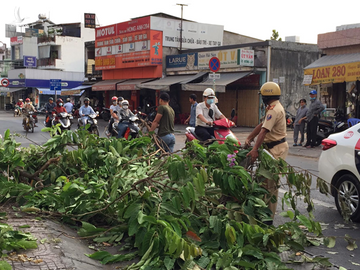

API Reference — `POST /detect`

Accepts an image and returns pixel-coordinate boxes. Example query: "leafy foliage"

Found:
[0,212,38,268]
[0,128,331,269]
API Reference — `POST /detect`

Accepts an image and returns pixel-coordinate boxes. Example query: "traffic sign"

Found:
[209,73,221,79]
[50,79,62,91]
[209,57,220,72]
[1,78,9,87]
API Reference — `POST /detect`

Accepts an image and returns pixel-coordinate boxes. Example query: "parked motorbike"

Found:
[51,112,73,132]
[23,111,36,133]
[315,109,348,146]
[285,110,295,128]
[185,118,240,145]
[100,107,111,121]
[78,113,99,136]
[14,106,22,117]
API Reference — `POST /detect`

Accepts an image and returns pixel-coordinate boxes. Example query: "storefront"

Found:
[304,53,360,118]
[165,49,265,127]
[94,17,163,109]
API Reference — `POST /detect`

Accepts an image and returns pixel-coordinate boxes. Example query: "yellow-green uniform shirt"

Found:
[262,100,287,143]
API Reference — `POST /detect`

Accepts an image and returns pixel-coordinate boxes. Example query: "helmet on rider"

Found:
[118,96,124,102]
[122,100,129,110]
[66,98,71,102]
[203,88,216,106]
[56,98,64,106]
[48,97,53,102]
[111,96,118,104]
[84,97,90,105]
[25,98,30,102]
[259,82,281,105]
[19,99,23,102]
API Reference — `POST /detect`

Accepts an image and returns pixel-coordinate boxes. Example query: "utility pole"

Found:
[176,3,187,51]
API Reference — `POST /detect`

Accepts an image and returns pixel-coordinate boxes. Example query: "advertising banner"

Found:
[95,30,162,70]
[304,61,360,85]
[84,13,96,29]
[238,49,254,67]
[10,36,23,46]
[23,56,37,68]
[166,53,198,71]
[150,16,223,49]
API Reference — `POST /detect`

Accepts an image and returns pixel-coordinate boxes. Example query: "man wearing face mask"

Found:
[245,82,289,224]
[303,90,325,148]
[195,88,225,142]
[117,100,134,138]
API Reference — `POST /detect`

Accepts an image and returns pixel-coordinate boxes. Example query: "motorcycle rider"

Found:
[64,98,73,113]
[195,88,225,142]
[106,96,120,136]
[45,97,56,127]
[117,100,134,138]
[79,97,96,126]
[53,98,67,115]
[245,82,289,224]
[16,99,24,112]
[22,98,37,128]
[117,96,124,109]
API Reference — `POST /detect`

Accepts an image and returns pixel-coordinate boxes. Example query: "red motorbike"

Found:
[185,118,241,145]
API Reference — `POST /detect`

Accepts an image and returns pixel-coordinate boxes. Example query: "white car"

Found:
[318,124,360,221]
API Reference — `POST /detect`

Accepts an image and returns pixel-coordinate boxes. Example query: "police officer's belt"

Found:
[264,138,286,149]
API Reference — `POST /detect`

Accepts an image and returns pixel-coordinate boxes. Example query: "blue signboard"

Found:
[23,56,37,68]
[50,79,62,91]
[166,53,198,71]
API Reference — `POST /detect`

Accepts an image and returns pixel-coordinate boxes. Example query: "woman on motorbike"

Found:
[117,100,134,138]
[22,98,37,128]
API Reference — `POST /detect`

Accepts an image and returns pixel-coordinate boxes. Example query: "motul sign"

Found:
[96,25,116,38]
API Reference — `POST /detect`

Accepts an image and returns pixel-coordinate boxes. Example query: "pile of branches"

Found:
[0,128,332,270]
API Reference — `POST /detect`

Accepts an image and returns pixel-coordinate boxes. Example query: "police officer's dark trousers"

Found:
[305,116,318,147]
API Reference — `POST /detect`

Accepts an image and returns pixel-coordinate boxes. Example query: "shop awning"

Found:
[303,53,360,85]
[92,80,126,91]
[117,79,156,91]
[61,85,91,95]
[0,87,26,93]
[137,74,204,91]
[182,72,251,93]
[36,88,62,95]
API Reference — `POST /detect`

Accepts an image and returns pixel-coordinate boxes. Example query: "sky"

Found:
[1,0,360,47]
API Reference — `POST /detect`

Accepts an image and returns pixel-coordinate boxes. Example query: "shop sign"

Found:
[198,49,238,69]
[166,53,198,71]
[95,30,162,70]
[23,56,37,68]
[10,36,23,46]
[238,49,254,66]
[150,16,223,49]
[304,61,360,85]
[84,13,96,29]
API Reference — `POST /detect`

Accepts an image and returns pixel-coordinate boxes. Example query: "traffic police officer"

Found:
[245,82,289,222]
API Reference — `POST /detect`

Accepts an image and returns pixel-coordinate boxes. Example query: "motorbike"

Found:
[315,109,348,146]
[78,113,99,136]
[285,110,295,128]
[106,114,140,140]
[51,112,73,132]
[100,107,111,121]
[24,111,36,133]
[185,118,241,145]
[14,106,22,117]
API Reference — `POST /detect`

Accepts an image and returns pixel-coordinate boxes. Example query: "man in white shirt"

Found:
[64,98,73,113]
[195,88,225,142]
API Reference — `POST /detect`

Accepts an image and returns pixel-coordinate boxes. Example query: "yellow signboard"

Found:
[304,61,360,85]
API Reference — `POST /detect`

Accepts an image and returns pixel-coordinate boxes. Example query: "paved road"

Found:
[0,111,359,269]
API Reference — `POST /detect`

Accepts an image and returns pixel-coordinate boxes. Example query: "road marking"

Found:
[278,188,337,210]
